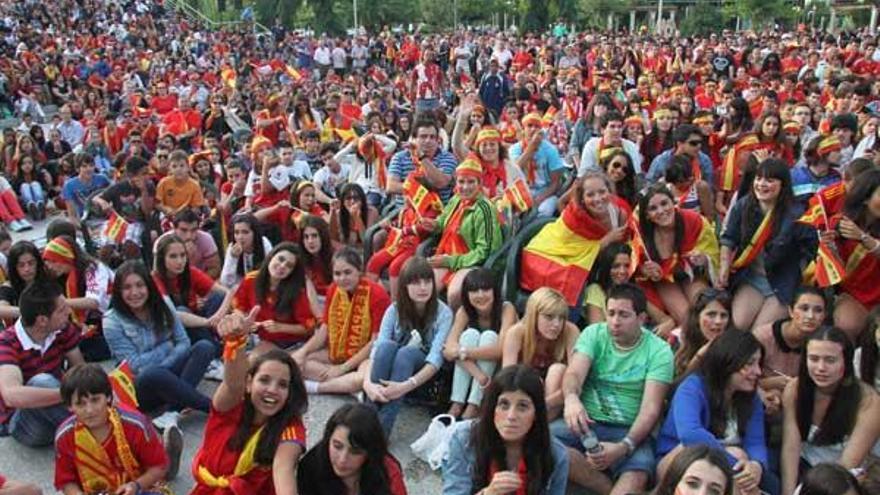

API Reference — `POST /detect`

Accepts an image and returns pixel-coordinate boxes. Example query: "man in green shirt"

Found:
[554,283,673,495]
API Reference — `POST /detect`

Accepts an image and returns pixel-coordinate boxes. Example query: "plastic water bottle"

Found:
[580,429,603,455]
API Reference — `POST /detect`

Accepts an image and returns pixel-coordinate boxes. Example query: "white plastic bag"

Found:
[410,414,456,470]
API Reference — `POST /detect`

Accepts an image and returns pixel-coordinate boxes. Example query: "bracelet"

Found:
[222,335,248,362]
[130,480,142,494]
[408,376,419,388]
[459,347,467,361]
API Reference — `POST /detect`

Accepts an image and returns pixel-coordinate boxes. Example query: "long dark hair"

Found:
[653,445,734,495]
[638,184,685,263]
[337,183,369,244]
[256,243,306,318]
[6,241,49,297]
[738,158,793,245]
[843,169,880,238]
[231,212,267,279]
[230,349,307,465]
[697,329,763,438]
[110,260,175,335]
[153,234,191,308]
[472,366,553,495]
[396,257,438,334]
[461,268,503,332]
[296,404,397,495]
[796,327,860,445]
[299,215,333,285]
[858,307,880,386]
[675,288,733,378]
[600,150,638,207]
[729,97,754,133]
[586,242,631,291]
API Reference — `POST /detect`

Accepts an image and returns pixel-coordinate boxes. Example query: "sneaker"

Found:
[8,220,23,232]
[36,202,46,220]
[152,410,182,431]
[16,218,32,231]
[163,423,184,481]
[204,359,225,381]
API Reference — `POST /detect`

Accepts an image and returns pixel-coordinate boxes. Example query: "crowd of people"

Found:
[1,0,880,494]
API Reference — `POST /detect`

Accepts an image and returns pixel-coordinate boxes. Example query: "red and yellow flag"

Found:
[403,174,442,218]
[107,361,139,410]
[814,241,846,288]
[502,178,534,213]
[220,67,237,89]
[102,211,129,245]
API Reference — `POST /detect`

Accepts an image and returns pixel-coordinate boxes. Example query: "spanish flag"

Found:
[814,241,846,287]
[501,178,534,213]
[102,211,129,245]
[108,361,139,410]
[798,182,846,229]
[521,197,631,305]
[541,106,558,127]
[285,64,303,82]
[631,209,719,283]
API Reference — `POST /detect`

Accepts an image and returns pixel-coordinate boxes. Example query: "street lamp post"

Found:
[353,0,358,33]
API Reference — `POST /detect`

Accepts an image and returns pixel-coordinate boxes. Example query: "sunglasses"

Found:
[687,140,703,146]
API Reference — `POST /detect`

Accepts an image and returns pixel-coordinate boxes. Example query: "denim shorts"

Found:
[741,269,775,297]
[550,418,656,478]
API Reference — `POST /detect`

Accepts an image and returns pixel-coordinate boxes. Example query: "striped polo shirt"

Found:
[0,320,80,424]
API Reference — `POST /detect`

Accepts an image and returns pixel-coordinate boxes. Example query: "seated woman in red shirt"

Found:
[256,180,329,243]
[191,310,307,495]
[297,403,407,495]
[152,235,233,353]
[299,215,334,303]
[232,243,320,355]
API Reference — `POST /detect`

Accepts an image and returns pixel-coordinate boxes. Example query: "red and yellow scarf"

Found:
[436,197,474,257]
[74,407,141,494]
[358,138,388,190]
[327,279,373,364]
[732,209,774,270]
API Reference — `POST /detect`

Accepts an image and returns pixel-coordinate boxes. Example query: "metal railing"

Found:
[163,0,271,34]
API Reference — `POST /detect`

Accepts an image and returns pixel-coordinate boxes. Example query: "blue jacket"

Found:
[720,197,817,304]
[102,297,191,375]
[371,302,453,369]
[657,374,768,469]
[442,419,569,495]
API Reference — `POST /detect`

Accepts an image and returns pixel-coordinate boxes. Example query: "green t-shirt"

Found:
[575,322,674,425]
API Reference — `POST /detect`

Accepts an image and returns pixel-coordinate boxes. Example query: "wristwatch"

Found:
[621,436,636,456]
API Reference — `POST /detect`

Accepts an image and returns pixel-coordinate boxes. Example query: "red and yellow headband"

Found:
[653,108,673,120]
[782,121,801,135]
[475,128,502,147]
[624,115,643,128]
[43,237,76,267]
[817,135,841,156]
[456,158,483,179]
[692,115,714,126]
[522,112,543,126]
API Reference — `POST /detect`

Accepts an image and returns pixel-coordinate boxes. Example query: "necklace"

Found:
[613,331,643,352]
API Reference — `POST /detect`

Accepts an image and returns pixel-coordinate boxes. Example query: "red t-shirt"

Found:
[267,206,300,243]
[232,273,316,346]
[54,407,168,490]
[152,267,215,311]
[191,401,306,495]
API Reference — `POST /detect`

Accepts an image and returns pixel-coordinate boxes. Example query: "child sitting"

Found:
[155,150,206,217]
[54,364,175,495]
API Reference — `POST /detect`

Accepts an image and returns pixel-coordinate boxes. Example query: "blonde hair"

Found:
[521,287,570,365]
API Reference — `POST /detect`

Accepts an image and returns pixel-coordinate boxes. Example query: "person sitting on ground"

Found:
[0,241,52,322]
[292,247,391,395]
[155,149,206,217]
[190,308,308,495]
[556,283,673,495]
[0,281,84,447]
[443,268,518,420]
[651,445,734,495]
[54,364,174,493]
[442,365,570,495]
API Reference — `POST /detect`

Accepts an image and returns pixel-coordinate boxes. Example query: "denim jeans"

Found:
[449,328,498,406]
[370,339,426,436]
[136,339,214,413]
[9,373,71,447]
[18,182,45,206]
[178,290,224,357]
[536,195,559,217]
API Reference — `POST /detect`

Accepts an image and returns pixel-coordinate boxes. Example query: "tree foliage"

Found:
[679,1,731,36]
[723,0,798,30]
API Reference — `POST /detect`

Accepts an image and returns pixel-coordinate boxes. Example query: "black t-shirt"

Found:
[0,284,19,306]
[712,53,735,78]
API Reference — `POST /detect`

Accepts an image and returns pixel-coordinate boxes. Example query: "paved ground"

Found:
[0,219,443,493]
